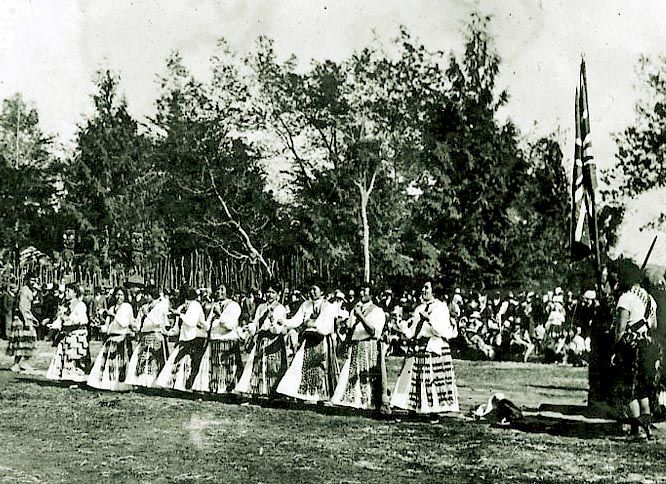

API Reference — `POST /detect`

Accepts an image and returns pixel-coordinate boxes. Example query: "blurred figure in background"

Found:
[0,277,16,340]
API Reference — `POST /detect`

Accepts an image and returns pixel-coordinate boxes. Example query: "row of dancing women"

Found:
[45,280,459,415]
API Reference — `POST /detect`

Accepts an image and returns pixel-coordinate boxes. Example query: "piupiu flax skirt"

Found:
[87,335,134,391]
[391,341,459,413]
[46,329,90,382]
[235,333,288,397]
[124,332,169,387]
[277,332,339,402]
[155,337,207,392]
[6,316,36,358]
[191,339,243,394]
[331,338,383,410]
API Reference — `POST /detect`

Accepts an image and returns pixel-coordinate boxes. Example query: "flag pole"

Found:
[581,58,604,296]
[640,235,658,272]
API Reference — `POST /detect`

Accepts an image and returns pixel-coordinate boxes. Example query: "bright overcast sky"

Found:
[1,0,665,265]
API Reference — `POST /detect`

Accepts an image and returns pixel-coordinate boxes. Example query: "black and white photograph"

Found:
[1,1,666,482]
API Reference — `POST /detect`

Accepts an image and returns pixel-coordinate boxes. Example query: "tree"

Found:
[63,70,165,267]
[412,13,529,289]
[0,94,60,253]
[251,31,447,284]
[151,50,281,275]
[603,55,666,232]
[513,135,570,288]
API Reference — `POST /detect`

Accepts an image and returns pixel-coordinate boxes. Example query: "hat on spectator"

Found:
[582,290,596,300]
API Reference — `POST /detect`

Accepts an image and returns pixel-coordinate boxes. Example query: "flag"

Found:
[571,59,599,261]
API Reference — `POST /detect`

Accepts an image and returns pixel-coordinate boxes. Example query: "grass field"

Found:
[0,341,664,484]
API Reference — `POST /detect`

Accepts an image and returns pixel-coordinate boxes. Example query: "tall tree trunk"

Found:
[360,188,370,283]
[355,168,377,284]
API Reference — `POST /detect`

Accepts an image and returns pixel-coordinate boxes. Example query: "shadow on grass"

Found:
[14,375,619,438]
[477,403,622,440]
[14,376,85,389]
[15,374,396,420]
[508,415,621,439]
[528,384,588,392]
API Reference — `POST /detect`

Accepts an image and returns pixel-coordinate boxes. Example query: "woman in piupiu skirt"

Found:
[124,288,171,388]
[46,283,91,383]
[235,286,289,398]
[87,287,134,391]
[7,276,39,372]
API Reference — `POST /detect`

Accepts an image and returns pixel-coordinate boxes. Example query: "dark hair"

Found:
[182,286,197,301]
[65,282,82,298]
[612,259,643,291]
[113,287,128,300]
[24,270,38,282]
[262,279,280,294]
[145,285,160,299]
[422,280,444,298]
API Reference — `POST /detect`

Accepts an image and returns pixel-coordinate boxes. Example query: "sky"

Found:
[1,0,665,265]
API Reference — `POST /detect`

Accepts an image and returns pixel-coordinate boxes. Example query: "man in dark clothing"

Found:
[0,281,15,340]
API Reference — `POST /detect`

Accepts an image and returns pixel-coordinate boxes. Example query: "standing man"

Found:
[7,272,39,372]
[0,277,16,340]
[391,281,459,418]
[611,260,660,441]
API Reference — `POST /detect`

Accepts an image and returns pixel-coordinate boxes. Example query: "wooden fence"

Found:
[4,250,334,292]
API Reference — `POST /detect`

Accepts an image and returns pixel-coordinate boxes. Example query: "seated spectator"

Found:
[567,327,588,367]
[542,329,567,364]
[509,321,535,362]
[533,320,546,355]
[546,290,566,330]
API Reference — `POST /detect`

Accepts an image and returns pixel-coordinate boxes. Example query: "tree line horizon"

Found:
[0,13,663,292]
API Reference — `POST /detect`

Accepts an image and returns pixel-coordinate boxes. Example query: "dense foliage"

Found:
[0,15,593,289]
[603,55,666,231]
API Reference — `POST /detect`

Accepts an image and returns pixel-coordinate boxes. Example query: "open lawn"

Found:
[0,341,663,483]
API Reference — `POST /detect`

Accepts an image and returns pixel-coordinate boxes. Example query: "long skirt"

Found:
[276,333,339,402]
[87,335,134,391]
[191,340,243,393]
[6,316,36,358]
[46,329,90,382]
[391,343,459,414]
[331,339,383,410]
[235,333,288,397]
[155,337,207,392]
[124,332,170,387]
